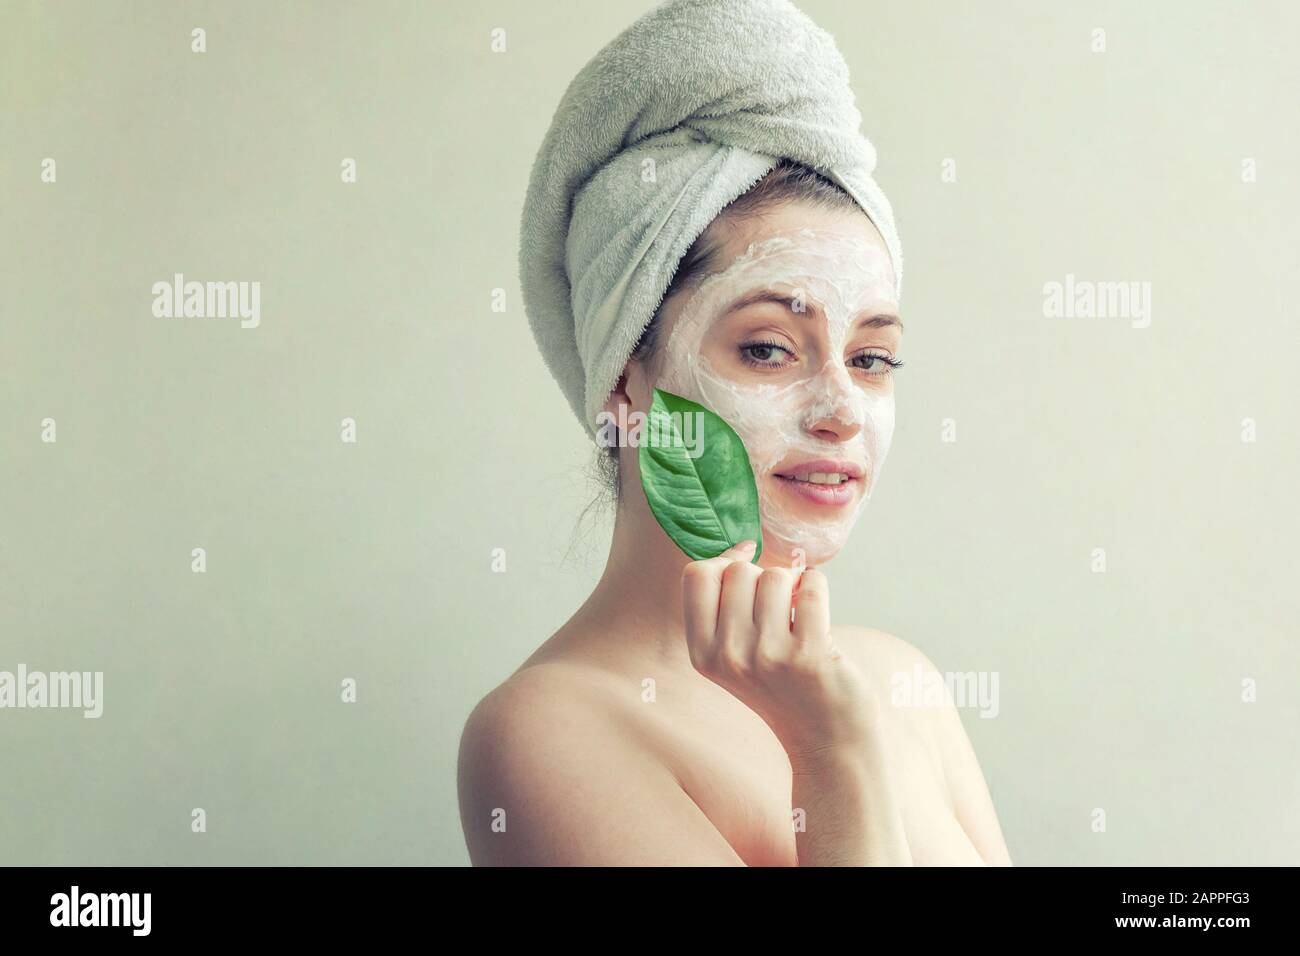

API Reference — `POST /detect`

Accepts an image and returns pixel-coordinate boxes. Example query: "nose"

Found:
[804,413,861,444]
[802,362,862,443]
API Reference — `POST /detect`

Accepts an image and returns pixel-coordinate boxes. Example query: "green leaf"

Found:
[638,387,762,562]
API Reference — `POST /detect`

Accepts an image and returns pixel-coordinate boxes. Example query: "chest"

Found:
[657,690,984,866]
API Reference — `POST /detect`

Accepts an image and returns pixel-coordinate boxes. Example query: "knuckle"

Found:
[759,567,793,587]
[785,642,824,675]
[752,643,784,673]
[720,560,759,586]
[714,643,750,678]
[796,585,824,604]
[689,639,719,673]
[681,562,716,587]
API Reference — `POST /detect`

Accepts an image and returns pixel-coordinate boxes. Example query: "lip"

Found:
[773,459,865,480]
[770,459,865,507]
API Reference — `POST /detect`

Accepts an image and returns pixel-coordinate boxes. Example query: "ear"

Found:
[604,369,633,420]
[606,356,655,419]
[604,363,656,457]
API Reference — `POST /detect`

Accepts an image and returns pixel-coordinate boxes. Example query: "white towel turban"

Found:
[519,0,903,436]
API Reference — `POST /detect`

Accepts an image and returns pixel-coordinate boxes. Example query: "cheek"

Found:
[862,392,896,465]
[684,366,801,470]
[665,356,795,473]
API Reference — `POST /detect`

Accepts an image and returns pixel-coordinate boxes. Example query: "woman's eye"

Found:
[849,351,902,375]
[739,341,794,367]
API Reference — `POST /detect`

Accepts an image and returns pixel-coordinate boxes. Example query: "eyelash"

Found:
[738,340,904,376]
[850,350,904,375]
[738,338,796,368]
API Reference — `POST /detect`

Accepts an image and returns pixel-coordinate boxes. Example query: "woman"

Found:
[458,0,1011,866]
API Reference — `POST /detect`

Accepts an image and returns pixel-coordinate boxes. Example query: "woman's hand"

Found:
[680,539,882,763]
[681,539,912,865]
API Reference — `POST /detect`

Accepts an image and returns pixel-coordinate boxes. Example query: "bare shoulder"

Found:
[456,660,744,866]
[829,623,968,746]
[832,625,1014,865]
[455,662,633,863]
[830,624,944,688]
[457,660,630,781]
[831,623,933,660]
[829,624,950,756]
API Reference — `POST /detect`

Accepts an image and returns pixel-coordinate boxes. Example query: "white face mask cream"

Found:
[653,227,898,566]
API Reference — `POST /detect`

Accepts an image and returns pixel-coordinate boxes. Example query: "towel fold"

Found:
[519,0,902,435]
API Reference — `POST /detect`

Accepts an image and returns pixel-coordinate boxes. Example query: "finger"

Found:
[716,559,763,665]
[681,540,759,665]
[681,562,724,659]
[681,541,756,639]
[697,538,758,572]
[791,568,831,647]
[753,567,797,636]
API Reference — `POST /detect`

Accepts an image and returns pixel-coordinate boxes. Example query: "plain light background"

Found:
[3,0,1297,865]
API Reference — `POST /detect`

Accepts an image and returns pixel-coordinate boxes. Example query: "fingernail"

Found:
[735,539,757,553]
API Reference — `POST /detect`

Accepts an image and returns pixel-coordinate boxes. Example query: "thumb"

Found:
[688,538,759,576]
[718,539,758,563]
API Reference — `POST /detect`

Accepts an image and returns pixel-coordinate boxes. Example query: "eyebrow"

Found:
[723,289,904,331]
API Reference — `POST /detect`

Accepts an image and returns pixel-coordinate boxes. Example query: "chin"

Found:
[755,534,847,570]
[755,475,863,568]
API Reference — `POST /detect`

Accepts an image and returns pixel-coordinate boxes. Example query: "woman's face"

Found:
[647,202,901,567]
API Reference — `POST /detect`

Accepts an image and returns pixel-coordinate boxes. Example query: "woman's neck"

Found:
[568,502,698,669]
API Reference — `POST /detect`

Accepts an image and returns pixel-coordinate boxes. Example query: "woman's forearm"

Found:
[789,744,912,866]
